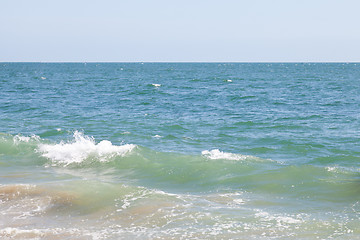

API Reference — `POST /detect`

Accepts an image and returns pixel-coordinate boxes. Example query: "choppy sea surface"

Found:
[0,63,360,239]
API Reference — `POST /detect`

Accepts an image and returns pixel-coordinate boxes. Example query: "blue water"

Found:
[0,63,360,239]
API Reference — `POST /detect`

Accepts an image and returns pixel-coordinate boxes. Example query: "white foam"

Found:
[14,135,31,143]
[1,227,44,238]
[201,149,249,161]
[326,166,337,172]
[152,84,161,87]
[116,189,149,211]
[255,211,302,225]
[0,227,90,239]
[37,131,136,165]
[13,134,40,144]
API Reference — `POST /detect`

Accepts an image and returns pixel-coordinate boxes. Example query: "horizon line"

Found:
[1,61,360,64]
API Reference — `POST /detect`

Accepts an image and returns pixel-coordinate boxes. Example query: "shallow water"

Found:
[0,63,360,239]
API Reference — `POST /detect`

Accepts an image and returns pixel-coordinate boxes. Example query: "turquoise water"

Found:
[0,63,360,239]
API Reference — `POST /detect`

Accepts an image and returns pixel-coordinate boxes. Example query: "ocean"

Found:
[0,63,359,239]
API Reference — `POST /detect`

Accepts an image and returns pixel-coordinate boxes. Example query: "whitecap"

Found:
[326,166,337,172]
[201,149,249,161]
[13,134,40,145]
[37,131,136,165]
[152,84,161,87]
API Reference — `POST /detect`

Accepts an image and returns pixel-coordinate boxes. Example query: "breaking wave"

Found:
[37,131,136,165]
[202,149,259,161]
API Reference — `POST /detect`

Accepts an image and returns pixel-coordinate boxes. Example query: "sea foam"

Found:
[38,131,135,165]
[13,134,40,144]
[201,149,250,161]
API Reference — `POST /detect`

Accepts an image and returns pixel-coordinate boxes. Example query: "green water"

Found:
[0,63,360,239]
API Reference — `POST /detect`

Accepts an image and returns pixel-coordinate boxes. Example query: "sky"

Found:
[1,0,360,62]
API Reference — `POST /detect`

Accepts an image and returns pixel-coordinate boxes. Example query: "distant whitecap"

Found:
[202,149,248,161]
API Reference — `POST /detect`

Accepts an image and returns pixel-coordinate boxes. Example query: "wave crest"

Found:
[201,149,253,161]
[37,131,136,165]
[13,134,40,145]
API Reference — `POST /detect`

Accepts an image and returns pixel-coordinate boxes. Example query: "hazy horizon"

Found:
[1,0,360,62]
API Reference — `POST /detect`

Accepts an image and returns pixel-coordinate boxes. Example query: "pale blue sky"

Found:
[1,0,360,62]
